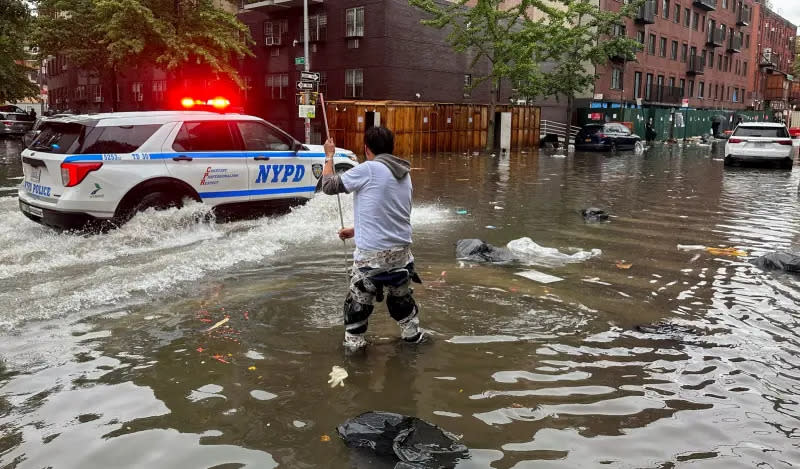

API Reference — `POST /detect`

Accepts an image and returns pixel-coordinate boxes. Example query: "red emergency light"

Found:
[179,96,231,111]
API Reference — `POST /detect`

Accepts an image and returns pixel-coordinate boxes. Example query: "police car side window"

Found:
[236,122,291,151]
[173,121,238,152]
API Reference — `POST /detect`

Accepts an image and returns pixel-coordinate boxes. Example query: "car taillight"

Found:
[2,121,11,127]
[597,133,606,138]
[728,138,743,143]
[776,140,792,145]
[60,162,102,187]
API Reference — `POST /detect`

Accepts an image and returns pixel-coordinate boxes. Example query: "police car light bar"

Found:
[180,97,231,111]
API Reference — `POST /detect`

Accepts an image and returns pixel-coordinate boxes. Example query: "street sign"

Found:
[300,71,320,82]
[295,56,305,66]
[297,81,315,90]
[299,105,316,119]
[681,98,689,108]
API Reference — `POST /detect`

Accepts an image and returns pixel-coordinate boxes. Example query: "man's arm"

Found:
[321,137,347,195]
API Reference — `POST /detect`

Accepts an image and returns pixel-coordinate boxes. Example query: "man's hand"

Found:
[338,227,354,240]
[323,137,335,159]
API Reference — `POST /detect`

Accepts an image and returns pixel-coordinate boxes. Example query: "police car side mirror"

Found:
[292,141,305,153]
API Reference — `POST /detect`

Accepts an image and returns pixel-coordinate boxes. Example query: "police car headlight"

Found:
[346,152,358,162]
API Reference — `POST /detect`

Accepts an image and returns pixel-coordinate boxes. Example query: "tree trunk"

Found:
[566,93,574,142]
[486,78,497,152]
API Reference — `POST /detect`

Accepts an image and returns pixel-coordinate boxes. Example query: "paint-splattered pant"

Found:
[344,262,420,337]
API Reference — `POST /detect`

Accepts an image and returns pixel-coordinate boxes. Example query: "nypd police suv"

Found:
[18,111,358,229]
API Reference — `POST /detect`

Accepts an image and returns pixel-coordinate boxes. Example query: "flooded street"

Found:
[2,136,800,468]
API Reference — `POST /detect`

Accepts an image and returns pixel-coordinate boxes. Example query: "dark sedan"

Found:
[575,123,642,151]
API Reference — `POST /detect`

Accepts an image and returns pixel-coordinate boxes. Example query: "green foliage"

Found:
[0,0,39,102]
[526,0,644,101]
[32,0,253,87]
[794,38,800,77]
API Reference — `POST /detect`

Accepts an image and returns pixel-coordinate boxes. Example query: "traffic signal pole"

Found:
[303,0,311,144]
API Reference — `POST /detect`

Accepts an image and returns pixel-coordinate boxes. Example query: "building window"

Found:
[688,80,694,97]
[669,77,675,89]
[345,68,363,98]
[742,61,747,77]
[708,51,714,67]
[722,0,727,8]
[271,47,280,57]
[723,55,729,72]
[657,75,664,100]
[701,49,707,65]
[684,7,690,27]
[745,34,750,48]
[660,37,667,57]
[718,54,722,70]
[733,87,738,102]
[671,40,678,60]
[90,84,103,104]
[645,73,653,100]
[648,34,656,55]
[679,78,686,97]
[346,7,365,37]
[265,73,288,99]
[613,24,626,37]
[131,82,143,103]
[611,68,623,90]
[634,71,642,98]
[152,80,166,103]
[347,38,360,49]
[301,14,327,42]
[662,0,669,18]
[637,30,645,44]
[674,3,680,23]
[264,19,288,46]
[698,81,704,98]
[692,12,699,30]
[681,43,688,62]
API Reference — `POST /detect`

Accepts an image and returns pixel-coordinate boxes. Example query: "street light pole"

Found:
[303,0,311,144]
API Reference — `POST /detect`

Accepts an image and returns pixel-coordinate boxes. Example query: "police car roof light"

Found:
[180,96,230,112]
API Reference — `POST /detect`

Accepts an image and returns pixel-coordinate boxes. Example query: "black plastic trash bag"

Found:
[582,207,609,222]
[338,411,468,468]
[455,239,516,263]
[751,252,800,273]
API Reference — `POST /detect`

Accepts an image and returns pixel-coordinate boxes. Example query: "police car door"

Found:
[166,120,250,204]
[235,121,314,202]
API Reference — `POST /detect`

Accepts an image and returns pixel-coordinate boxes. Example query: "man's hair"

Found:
[364,126,394,155]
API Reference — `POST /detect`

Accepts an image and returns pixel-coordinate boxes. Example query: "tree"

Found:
[32,0,253,110]
[535,0,643,127]
[409,0,554,151]
[0,0,39,102]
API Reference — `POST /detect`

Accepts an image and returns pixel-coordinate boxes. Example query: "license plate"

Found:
[754,142,766,148]
[20,201,43,217]
[585,138,591,142]
[30,167,40,183]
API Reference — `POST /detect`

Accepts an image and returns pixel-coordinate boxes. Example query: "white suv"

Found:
[724,122,794,169]
[18,111,357,229]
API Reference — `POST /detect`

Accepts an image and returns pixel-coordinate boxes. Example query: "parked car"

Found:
[724,122,794,168]
[1,112,35,137]
[18,111,358,230]
[574,123,642,152]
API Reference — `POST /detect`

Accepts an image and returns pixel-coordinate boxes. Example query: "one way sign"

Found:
[300,71,320,82]
[296,81,315,90]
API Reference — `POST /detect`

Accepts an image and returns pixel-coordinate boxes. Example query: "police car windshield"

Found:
[30,122,161,154]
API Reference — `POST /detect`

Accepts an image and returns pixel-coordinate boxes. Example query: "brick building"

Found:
[747,2,797,113]
[593,0,756,111]
[237,0,519,140]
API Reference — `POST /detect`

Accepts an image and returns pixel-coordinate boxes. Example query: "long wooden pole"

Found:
[319,93,349,268]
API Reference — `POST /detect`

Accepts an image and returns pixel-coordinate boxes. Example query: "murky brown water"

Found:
[2,138,800,468]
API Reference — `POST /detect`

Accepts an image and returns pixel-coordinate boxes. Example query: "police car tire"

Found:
[132,192,183,214]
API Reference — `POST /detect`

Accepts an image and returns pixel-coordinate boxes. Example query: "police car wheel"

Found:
[113,191,185,223]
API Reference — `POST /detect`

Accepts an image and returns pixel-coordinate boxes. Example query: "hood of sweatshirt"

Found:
[373,153,411,180]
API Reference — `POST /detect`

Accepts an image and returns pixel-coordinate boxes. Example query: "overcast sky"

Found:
[772,0,800,29]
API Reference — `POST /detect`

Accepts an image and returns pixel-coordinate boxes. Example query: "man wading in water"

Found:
[321,126,424,350]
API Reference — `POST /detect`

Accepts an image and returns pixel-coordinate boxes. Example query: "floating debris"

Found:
[706,247,747,257]
[515,270,563,284]
[615,261,633,269]
[328,366,348,388]
[206,316,230,332]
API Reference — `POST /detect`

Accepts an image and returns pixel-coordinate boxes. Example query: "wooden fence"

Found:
[324,100,540,156]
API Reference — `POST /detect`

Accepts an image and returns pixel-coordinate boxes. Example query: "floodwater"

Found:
[1,136,800,468]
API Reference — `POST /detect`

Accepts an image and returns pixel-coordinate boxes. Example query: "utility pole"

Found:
[303,0,311,144]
